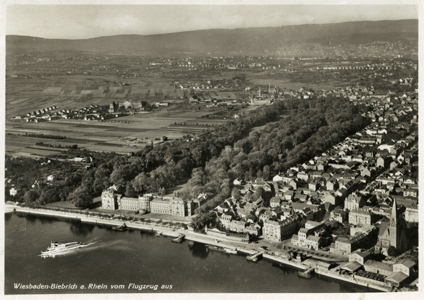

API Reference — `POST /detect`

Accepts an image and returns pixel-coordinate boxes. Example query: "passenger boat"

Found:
[112,223,127,231]
[40,241,91,258]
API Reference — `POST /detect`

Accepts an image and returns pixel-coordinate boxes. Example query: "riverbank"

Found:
[6,205,388,292]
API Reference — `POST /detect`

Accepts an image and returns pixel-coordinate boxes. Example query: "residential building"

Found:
[263,214,301,242]
[349,208,372,226]
[345,192,365,211]
[349,249,372,265]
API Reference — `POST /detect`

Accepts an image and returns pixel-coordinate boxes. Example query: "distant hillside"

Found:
[7,19,418,56]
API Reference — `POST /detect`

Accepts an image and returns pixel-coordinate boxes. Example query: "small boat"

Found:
[298,267,314,279]
[171,234,185,243]
[156,232,162,237]
[272,262,285,269]
[297,271,312,279]
[112,223,127,231]
[246,255,258,262]
[224,248,238,255]
[207,245,219,250]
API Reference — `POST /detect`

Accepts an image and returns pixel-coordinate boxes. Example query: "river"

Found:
[5,212,374,294]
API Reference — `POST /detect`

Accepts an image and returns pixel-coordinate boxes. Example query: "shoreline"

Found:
[7,205,389,292]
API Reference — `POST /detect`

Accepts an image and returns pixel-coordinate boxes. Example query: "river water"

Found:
[5,212,374,294]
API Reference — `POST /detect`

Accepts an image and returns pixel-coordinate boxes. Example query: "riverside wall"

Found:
[7,205,388,292]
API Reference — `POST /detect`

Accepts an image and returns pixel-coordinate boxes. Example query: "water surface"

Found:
[5,213,374,294]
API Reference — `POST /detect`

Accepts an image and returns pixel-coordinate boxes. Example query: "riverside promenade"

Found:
[6,204,390,292]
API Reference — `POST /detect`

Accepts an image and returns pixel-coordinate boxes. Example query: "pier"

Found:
[246,250,265,262]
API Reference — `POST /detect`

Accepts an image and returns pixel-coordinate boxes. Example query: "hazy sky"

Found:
[5,2,419,39]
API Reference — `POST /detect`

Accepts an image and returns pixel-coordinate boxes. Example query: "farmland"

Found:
[6,108,230,156]
[6,74,237,157]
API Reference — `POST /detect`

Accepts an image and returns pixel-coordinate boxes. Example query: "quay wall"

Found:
[8,206,385,292]
[315,269,390,292]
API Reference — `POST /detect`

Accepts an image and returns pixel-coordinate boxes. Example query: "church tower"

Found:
[388,198,398,249]
[375,199,399,255]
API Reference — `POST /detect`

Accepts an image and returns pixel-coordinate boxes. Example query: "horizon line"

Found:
[6,18,418,41]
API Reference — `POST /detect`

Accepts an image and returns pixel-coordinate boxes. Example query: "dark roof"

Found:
[307,235,321,242]
[378,220,390,237]
[340,261,362,272]
[350,249,372,258]
[396,259,416,268]
[365,260,393,272]
[384,272,409,283]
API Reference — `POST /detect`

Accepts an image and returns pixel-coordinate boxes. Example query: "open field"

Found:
[6,104,227,157]
[6,74,232,156]
[5,71,298,158]
[5,75,182,119]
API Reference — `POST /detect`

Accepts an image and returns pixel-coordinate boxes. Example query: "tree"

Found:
[132,173,148,193]
[231,188,242,201]
[38,187,61,204]
[92,176,111,195]
[80,169,95,194]
[158,187,166,196]
[68,187,93,209]
[262,165,271,181]
[23,190,39,204]
[125,182,138,198]
[387,246,397,257]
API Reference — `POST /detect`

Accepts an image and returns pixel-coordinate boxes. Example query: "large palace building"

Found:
[101,187,194,217]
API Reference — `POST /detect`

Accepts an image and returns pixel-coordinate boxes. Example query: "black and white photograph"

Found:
[2,0,421,297]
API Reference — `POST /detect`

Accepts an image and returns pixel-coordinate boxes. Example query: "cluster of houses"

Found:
[14,105,58,122]
[317,60,417,72]
[205,86,418,287]
[107,100,145,113]
[15,98,169,123]
[189,91,241,106]
[13,104,113,122]
[243,83,416,104]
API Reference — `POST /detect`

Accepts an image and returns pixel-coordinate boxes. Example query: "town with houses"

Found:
[93,83,419,291]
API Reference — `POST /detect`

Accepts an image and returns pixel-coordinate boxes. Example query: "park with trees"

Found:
[5,94,370,216]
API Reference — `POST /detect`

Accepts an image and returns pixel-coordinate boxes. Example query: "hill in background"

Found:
[7,19,418,56]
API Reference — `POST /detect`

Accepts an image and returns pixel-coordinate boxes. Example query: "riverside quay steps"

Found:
[7,205,388,292]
